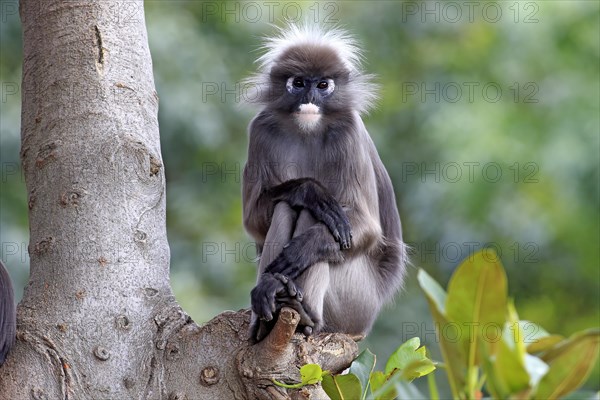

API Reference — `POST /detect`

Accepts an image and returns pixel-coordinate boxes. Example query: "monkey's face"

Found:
[263,44,353,133]
[285,76,335,131]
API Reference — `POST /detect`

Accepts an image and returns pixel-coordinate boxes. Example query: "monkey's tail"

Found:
[0,260,16,366]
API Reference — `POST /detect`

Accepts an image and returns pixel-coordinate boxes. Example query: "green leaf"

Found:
[481,343,503,399]
[300,364,324,385]
[417,269,466,398]
[417,268,447,314]
[393,380,428,399]
[369,371,397,400]
[517,320,550,345]
[427,371,440,400]
[527,335,565,354]
[322,372,362,400]
[562,390,600,400]
[445,249,508,363]
[385,337,422,374]
[384,337,436,383]
[349,349,376,400]
[512,320,564,354]
[272,363,324,389]
[535,329,600,400]
[399,358,436,381]
[370,370,427,400]
[492,330,531,395]
[506,302,527,357]
[484,302,542,398]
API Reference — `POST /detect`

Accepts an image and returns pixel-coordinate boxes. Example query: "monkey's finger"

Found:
[249,313,262,342]
[277,273,299,298]
[274,272,288,284]
[314,202,341,242]
[256,295,274,322]
[338,221,352,249]
[251,277,279,321]
[343,231,353,249]
[273,273,290,295]
[273,273,297,297]
[318,200,349,247]
[277,297,315,329]
[268,292,278,315]
[258,290,276,321]
[256,303,273,322]
[321,200,352,248]
[331,205,352,249]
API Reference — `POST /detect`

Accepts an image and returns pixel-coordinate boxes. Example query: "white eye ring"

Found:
[320,78,335,94]
[286,77,301,92]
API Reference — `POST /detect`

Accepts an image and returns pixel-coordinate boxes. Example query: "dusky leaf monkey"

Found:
[242,25,407,341]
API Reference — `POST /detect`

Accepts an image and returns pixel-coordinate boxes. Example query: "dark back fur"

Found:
[0,260,15,365]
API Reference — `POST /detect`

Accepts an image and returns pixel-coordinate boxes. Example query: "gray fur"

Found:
[0,260,15,365]
[243,26,406,340]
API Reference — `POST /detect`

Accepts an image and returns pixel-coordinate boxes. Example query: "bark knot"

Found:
[35,142,59,169]
[32,237,55,255]
[115,314,131,331]
[93,346,110,361]
[199,366,220,386]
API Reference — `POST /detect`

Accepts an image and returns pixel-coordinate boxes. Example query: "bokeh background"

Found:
[1,0,598,394]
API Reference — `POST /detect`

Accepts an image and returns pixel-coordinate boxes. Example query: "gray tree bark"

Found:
[0,1,356,399]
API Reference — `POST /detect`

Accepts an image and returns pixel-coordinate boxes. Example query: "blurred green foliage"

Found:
[1,0,598,394]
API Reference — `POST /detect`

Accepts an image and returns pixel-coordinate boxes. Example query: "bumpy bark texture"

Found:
[0,1,357,398]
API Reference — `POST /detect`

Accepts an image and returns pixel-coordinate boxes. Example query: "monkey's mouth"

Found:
[295,103,321,131]
[296,103,320,115]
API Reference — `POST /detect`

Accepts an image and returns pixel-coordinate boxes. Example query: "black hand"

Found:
[271,178,352,249]
[250,273,316,341]
[273,295,316,335]
[251,272,302,322]
[310,191,353,250]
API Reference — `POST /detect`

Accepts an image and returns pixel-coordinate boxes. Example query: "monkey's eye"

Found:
[292,78,305,88]
[317,81,328,89]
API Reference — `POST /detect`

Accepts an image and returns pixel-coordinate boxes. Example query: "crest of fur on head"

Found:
[243,24,378,115]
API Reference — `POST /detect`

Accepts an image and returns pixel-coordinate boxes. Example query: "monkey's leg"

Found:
[257,202,295,276]
[291,210,330,335]
[254,218,342,337]
[251,202,316,341]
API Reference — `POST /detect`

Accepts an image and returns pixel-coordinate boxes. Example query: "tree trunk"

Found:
[0,1,356,398]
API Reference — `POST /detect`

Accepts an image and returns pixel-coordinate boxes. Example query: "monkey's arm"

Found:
[267,224,343,279]
[244,176,352,250]
[0,261,16,365]
[242,116,351,249]
[269,178,352,249]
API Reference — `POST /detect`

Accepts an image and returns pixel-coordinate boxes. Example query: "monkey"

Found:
[0,260,16,365]
[242,24,407,342]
